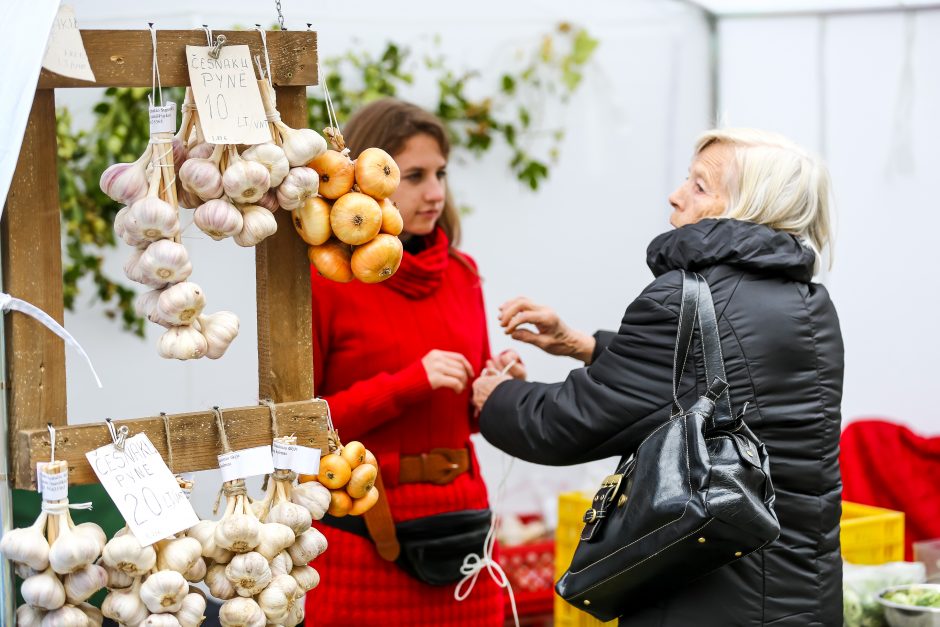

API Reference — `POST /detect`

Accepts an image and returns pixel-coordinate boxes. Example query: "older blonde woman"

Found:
[473,129,843,626]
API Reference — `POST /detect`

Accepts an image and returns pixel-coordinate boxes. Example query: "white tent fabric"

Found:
[0,1,61,210]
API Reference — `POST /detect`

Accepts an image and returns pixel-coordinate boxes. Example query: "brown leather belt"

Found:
[399,447,470,485]
[363,447,470,562]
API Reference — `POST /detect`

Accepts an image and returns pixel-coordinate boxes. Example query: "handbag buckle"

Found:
[601,474,623,505]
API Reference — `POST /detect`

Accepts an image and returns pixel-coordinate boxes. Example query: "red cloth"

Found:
[305,228,504,625]
[840,419,940,560]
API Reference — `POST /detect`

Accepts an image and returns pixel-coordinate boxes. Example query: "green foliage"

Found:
[56,26,596,334]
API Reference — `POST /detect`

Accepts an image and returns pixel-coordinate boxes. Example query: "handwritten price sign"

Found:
[86,433,198,546]
[186,44,271,145]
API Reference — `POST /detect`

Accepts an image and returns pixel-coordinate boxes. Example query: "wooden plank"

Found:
[1,91,67,486]
[256,86,314,402]
[38,30,317,89]
[15,399,329,489]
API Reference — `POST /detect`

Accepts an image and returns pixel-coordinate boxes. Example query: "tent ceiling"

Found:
[684,0,940,16]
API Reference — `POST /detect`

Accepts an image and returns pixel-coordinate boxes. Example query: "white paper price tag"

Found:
[218,446,274,482]
[149,102,177,134]
[42,5,96,82]
[36,463,69,501]
[86,433,199,546]
[272,442,321,475]
[186,44,270,145]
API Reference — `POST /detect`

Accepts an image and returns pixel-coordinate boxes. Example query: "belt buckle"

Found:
[427,447,462,485]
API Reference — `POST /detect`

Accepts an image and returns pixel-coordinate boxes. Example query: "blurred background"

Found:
[48,0,940,533]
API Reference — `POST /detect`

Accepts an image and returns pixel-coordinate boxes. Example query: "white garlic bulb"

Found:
[63,563,108,604]
[270,550,293,577]
[17,604,46,627]
[102,532,157,577]
[39,604,89,627]
[223,151,271,204]
[266,502,312,537]
[219,597,266,627]
[186,520,233,563]
[257,574,300,624]
[100,560,134,589]
[123,248,152,285]
[275,167,319,211]
[179,156,224,201]
[198,311,240,360]
[142,614,183,627]
[49,519,101,574]
[16,563,40,580]
[125,197,180,242]
[156,282,206,326]
[156,536,203,575]
[291,481,331,521]
[291,564,320,592]
[135,289,173,328]
[77,602,104,627]
[256,188,280,212]
[206,563,236,600]
[140,569,188,613]
[137,239,192,285]
[277,124,327,167]
[194,198,243,240]
[158,326,208,361]
[22,568,66,610]
[243,143,290,187]
[255,523,296,561]
[215,513,261,554]
[102,582,148,625]
[233,205,277,247]
[174,592,207,627]
[0,513,50,570]
[285,600,305,627]
[224,551,272,597]
[183,556,207,583]
[100,151,151,204]
[72,523,107,555]
[186,142,214,160]
[114,205,130,239]
[288,527,328,566]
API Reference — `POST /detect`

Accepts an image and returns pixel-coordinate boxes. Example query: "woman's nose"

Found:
[425,178,445,202]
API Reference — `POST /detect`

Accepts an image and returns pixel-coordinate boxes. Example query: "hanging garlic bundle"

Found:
[100,527,207,626]
[0,460,107,626]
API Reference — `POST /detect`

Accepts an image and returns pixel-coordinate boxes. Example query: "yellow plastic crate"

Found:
[554,492,615,627]
[841,501,905,564]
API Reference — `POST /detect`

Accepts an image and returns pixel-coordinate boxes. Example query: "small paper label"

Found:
[36,463,69,501]
[42,5,96,82]
[86,433,199,546]
[218,445,274,482]
[273,442,321,475]
[186,44,270,145]
[149,102,177,134]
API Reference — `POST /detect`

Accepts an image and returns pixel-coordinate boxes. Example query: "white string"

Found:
[106,418,129,451]
[147,23,162,108]
[454,456,520,627]
[202,25,213,46]
[253,25,274,89]
[318,62,339,132]
[149,136,177,199]
[42,501,94,514]
[48,424,55,463]
[0,293,102,387]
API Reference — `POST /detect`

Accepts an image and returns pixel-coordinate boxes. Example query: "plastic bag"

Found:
[843,561,926,627]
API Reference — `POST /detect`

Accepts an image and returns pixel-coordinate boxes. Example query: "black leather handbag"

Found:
[555,271,780,622]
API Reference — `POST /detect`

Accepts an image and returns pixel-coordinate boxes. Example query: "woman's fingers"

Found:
[438,374,466,393]
[505,309,553,335]
[511,328,552,350]
[498,297,535,327]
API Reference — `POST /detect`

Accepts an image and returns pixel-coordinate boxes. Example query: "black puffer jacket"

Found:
[481,219,844,626]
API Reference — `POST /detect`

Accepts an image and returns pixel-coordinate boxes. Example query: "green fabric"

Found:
[12,484,123,608]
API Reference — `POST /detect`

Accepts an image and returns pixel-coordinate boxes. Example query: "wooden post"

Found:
[1,90,67,486]
[256,86,315,403]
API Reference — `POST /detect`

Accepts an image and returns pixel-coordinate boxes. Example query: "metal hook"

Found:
[47,423,56,463]
[208,34,227,60]
[105,418,129,452]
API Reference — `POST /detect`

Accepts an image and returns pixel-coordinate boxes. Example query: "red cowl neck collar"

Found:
[384,227,450,299]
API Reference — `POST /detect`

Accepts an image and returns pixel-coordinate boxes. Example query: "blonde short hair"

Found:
[695,128,833,268]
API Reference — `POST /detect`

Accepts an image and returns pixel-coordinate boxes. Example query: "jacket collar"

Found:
[646,219,817,282]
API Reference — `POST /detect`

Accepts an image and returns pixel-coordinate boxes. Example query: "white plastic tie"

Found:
[0,293,102,387]
[42,501,93,514]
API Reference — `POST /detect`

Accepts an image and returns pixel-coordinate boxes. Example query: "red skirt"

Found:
[304,525,505,626]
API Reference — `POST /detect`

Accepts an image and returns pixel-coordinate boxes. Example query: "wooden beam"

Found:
[256,86,314,403]
[15,399,329,489]
[38,30,317,89]
[2,91,67,486]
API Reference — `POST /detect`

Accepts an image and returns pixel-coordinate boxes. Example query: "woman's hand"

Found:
[498,297,596,364]
[484,349,527,380]
[422,349,475,393]
[472,372,512,414]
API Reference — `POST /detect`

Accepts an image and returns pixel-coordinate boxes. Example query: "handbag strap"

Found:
[672,271,734,429]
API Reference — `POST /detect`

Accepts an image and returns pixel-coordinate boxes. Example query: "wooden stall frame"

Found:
[2,29,325,489]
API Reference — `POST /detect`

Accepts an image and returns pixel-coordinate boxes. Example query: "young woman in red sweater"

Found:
[305,99,524,626]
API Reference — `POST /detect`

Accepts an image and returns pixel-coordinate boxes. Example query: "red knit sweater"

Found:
[305,228,503,626]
